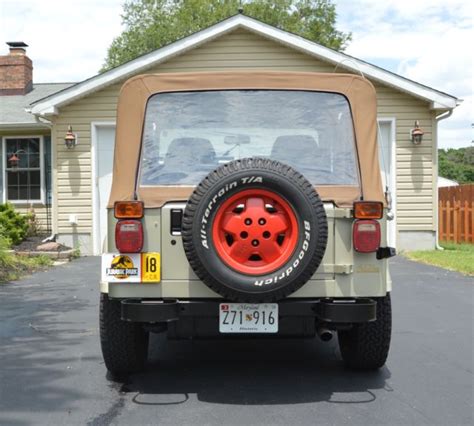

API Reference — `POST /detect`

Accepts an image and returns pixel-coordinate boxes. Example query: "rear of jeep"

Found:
[100,72,394,376]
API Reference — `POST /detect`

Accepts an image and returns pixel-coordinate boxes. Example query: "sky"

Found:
[0,0,472,149]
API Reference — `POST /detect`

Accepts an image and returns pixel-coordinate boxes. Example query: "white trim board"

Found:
[30,15,459,117]
[377,117,397,248]
[91,121,116,255]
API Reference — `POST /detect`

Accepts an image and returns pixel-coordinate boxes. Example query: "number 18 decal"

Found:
[141,253,161,282]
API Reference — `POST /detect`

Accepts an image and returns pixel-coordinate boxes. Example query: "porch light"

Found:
[410,121,424,145]
[8,153,20,169]
[64,125,77,149]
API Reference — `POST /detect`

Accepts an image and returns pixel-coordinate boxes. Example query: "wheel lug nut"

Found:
[244,218,252,225]
[258,218,266,225]
[251,239,259,247]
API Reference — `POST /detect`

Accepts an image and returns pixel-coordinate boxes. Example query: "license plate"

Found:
[219,303,278,333]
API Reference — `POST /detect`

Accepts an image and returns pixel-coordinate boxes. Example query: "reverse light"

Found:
[353,220,381,253]
[354,201,383,219]
[114,201,144,219]
[115,220,143,253]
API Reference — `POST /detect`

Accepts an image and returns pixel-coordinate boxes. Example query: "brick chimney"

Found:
[0,42,33,95]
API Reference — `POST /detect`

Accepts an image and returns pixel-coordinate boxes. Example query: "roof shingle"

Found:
[0,83,74,125]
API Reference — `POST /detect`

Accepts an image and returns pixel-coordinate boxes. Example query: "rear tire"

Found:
[99,293,149,376]
[338,294,392,370]
[182,158,328,302]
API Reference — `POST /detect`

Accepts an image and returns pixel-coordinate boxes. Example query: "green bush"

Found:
[0,203,30,245]
[0,235,52,283]
[0,235,15,282]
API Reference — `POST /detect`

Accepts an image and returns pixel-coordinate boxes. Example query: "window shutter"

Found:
[44,135,52,205]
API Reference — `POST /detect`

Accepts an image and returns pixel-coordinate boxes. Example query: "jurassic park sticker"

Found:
[101,253,141,283]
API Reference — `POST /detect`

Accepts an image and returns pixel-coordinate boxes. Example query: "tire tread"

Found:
[99,294,148,375]
[182,158,328,302]
[338,294,392,370]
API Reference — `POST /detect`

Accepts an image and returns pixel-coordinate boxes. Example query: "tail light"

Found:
[115,220,143,253]
[353,220,381,253]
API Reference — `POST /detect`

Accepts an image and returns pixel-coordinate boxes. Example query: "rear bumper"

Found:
[120,298,377,324]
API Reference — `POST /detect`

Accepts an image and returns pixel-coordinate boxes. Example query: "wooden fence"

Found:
[438,184,474,243]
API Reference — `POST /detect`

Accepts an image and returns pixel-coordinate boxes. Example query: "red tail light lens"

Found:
[115,220,143,253]
[353,219,381,253]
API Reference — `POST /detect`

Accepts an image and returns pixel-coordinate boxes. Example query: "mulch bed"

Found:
[13,235,71,252]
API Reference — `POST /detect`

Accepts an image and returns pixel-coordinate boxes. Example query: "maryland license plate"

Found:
[219,303,278,333]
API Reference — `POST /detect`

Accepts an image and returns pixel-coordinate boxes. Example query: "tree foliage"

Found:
[0,203,30,246]
[101,0,351,71]
[438,147,474,184]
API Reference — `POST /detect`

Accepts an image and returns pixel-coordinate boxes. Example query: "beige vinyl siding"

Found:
[1,128,52,231]
[374,83,435,231]
[52,28,435,238]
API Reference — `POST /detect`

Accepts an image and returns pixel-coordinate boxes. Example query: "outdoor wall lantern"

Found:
[7,153,20,169]
[7,149,26,170]
[64,125,78,149]
[410,120,424,145]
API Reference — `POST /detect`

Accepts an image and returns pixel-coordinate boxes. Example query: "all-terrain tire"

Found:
[99,293,149,376]
[338,293,392,370]
[182,158,328,303]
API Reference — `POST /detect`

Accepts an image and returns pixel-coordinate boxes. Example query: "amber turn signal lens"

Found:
[114,201,144,219]
[353,201,383,219]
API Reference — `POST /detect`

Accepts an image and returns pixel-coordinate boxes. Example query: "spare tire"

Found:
[182,158,327,302]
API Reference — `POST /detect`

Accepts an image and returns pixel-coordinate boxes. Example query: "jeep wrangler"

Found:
[100,71,394,376]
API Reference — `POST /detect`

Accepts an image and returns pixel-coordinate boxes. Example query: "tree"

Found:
[439,147,474,184]
[101,0,351,71]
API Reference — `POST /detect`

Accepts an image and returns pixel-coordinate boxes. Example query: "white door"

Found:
[94,125,116,254]
[377,119,396,247]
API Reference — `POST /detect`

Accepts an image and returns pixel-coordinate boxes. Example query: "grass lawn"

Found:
[0,248,53,283]
[404,243,474,276]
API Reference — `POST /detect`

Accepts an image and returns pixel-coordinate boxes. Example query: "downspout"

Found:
[434,109,453,250]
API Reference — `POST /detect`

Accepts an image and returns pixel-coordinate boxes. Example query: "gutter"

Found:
[0,121,50,130]
[434,109,454,250]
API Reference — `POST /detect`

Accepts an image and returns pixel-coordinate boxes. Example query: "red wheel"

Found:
[212,189,299,275]
[182,158,328,302]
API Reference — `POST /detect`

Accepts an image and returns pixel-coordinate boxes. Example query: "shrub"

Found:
[0,235,52,283]
[26,207,41,237]
[0,203,30,245]
[0,235,16,282]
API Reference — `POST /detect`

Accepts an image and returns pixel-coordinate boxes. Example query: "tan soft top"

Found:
[109,71,384,208]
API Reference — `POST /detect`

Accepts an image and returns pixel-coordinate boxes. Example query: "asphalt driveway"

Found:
[0,256,472,426]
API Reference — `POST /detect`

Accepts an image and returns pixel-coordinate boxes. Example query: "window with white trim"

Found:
[3,137,43,202]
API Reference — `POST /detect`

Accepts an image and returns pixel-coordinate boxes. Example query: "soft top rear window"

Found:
[139,90,359,186]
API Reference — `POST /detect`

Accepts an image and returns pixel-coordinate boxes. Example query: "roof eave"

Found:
[0,122,51,130]
[30,14,459,116]
[31,15,247,116]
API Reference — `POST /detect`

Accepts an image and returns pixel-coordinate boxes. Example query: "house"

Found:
[0,15,460,254]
